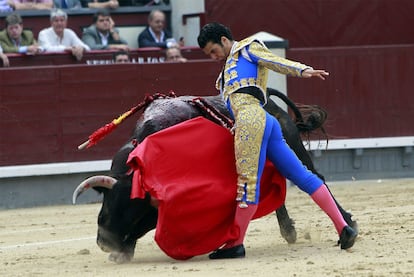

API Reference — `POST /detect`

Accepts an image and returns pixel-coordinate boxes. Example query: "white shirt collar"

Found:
[99,32,109,46]
[149,27,165,43]
[230,40,239,56]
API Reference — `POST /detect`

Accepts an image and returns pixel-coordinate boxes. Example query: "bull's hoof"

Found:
[350,219,359,234]
[338,225,358,250]
[343,211,359,234]
[279,218,297,244]
[108,251,133,264]
[208,244,245,259]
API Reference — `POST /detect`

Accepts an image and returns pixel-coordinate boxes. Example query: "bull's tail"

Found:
[267,88,327,135]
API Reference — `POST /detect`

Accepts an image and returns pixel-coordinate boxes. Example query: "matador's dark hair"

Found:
[197,22,233,48]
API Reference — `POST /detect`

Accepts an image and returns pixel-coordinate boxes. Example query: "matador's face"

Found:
[202,36,233,62]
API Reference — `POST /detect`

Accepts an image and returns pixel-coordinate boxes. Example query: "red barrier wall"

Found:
[0,44,414,165]
[1,44,413,166]
[2,0,414,167]
[0,61,221,166]
[205,0,414,47]
[286,44,414,139]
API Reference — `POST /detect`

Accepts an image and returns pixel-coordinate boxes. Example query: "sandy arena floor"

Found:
[1,178,413,276]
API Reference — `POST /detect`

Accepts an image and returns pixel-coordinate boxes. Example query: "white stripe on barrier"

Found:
[0,160,111,178]
[305,136,414,150]
[1,136,413,178]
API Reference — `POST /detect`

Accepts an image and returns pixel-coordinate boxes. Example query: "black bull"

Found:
[73,88,357,263]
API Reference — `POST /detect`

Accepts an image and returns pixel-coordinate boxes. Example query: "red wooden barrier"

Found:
[286,44,414,139]
[1,44,413,166]
[205,0,414,47]
[0,60,221,166]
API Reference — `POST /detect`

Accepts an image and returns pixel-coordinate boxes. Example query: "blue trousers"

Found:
[228,93,323,204]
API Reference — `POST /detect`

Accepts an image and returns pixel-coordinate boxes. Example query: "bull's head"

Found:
[73,175,158,263]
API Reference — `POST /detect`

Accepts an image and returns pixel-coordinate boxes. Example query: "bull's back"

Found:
[133,95,226,142]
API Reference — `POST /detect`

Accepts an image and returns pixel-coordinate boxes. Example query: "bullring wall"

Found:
[0,58,220,167]
[1,44,414,167]
[205,0,414,47]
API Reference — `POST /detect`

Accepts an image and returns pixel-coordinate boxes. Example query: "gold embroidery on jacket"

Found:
[229,93,265,202]
[218,37,310,102]
[248,42,309,77]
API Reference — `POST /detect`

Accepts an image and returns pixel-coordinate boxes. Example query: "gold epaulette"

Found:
[233,36,266,53]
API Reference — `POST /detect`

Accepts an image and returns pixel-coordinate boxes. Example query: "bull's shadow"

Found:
[73,88,357,263]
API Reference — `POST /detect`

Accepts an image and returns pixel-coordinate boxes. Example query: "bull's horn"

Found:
[72,175,117,205]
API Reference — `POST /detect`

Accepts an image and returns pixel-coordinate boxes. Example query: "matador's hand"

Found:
[302,68,329,80]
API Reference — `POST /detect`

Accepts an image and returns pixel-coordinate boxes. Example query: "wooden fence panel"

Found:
[205,0,414,47]
[0,61,221,166]
[286,44,414,139]
[2,44,413,166]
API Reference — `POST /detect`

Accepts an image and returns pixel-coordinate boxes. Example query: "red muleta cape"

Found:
[127,116,286,260]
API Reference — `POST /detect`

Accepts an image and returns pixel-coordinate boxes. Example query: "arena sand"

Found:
[1,178,413,276]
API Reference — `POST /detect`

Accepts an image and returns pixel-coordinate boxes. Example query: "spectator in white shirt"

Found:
[38,9,90,61]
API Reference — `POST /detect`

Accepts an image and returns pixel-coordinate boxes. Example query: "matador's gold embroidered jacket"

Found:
[215,36,312,103]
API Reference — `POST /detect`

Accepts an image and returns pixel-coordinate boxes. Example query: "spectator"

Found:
[0,45,10,67]
[137,9,182,48]
[0,0,13,12]
[0,13,43,55]
[112,49,129,63]
[53,0,81,9]
[165,46,187,62]
[8,0,53,10]
[38,9,90,61]
[82,9,128,51]
[82,0,118,9]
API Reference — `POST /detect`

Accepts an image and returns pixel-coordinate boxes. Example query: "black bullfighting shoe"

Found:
[208,244,246,259]
[338,225,358,249]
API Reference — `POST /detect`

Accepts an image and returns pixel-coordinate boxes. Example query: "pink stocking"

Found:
[225,204,258,248]
[311,184,347,234]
